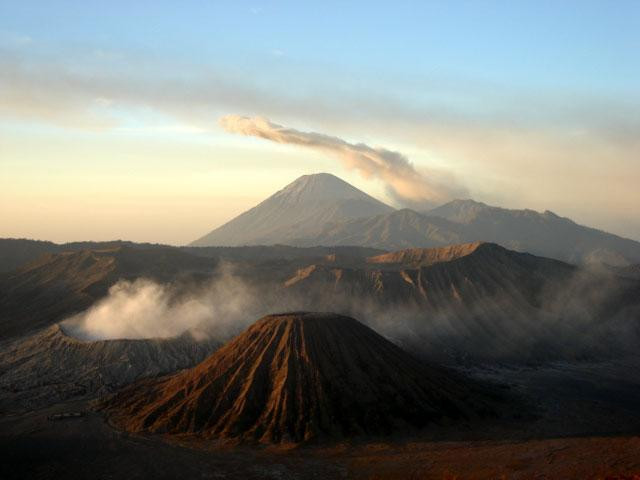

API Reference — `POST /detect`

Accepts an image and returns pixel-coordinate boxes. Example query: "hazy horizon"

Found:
[2,1,639,244]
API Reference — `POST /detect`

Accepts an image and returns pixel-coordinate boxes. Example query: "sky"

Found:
[1,0,639,244]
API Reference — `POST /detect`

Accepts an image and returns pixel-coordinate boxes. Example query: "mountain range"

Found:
[3,240,638,364]
[192,173,640,266]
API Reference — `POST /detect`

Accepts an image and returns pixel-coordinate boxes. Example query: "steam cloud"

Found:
[65,265,266,341]
[72,279,209,339]
[220,115,466,208]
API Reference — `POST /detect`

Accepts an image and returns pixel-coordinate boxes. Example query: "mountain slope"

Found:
[0,239,62,273]
[0,238,385,275]
[0,247,218,338]
[367,241,487,268]
[104,312,500,443]
[284,243,574,310]
[191,173,394,246]
[291,200,640,265]
[292,208,462,250]
[282,243,640,363]
[427,199,640,265]
[0,324,220,411]
[0,239,178,273]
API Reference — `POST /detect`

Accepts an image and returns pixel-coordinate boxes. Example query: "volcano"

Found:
[190,173,393,246]
[104,312,499,443]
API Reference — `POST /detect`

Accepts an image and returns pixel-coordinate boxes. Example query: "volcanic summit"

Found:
[104,312,499,444]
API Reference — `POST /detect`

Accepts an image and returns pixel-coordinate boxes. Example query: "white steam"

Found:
[70,279,208,340]
[65,265,265,341]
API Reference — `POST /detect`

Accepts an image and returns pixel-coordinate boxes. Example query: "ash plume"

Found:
[219,115,467,209]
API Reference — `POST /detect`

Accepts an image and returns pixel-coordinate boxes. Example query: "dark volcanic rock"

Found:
[0,324,220,411]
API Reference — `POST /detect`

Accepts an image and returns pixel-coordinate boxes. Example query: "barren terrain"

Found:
[2,401,640,479]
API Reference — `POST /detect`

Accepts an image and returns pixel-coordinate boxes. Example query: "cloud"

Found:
[67,278,212,339]
[220,115,467,208]
[0,54,319,131]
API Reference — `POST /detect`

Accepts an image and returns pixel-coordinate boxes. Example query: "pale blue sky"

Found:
[3,1,639,91]
[1,1,639,243]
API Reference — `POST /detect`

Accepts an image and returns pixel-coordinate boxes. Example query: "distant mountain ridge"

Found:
[425,199,640,266]
[0,239,168,273]
[3,175,639,268]
[294,203,640,265]
[294,208,462,250]
[190,173,640,265]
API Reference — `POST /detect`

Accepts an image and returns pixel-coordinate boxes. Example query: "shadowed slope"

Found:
[283,244,640,363]
[427,199,640,265]
[105,313,499,443]
[0,239,170,274]
[0,324,220,411]
[0,247,218,338]
[294,208,461,250]
[287,196,640,265]
[285,243,573,307]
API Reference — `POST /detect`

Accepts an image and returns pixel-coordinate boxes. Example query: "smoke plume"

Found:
[220,115,466,208]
